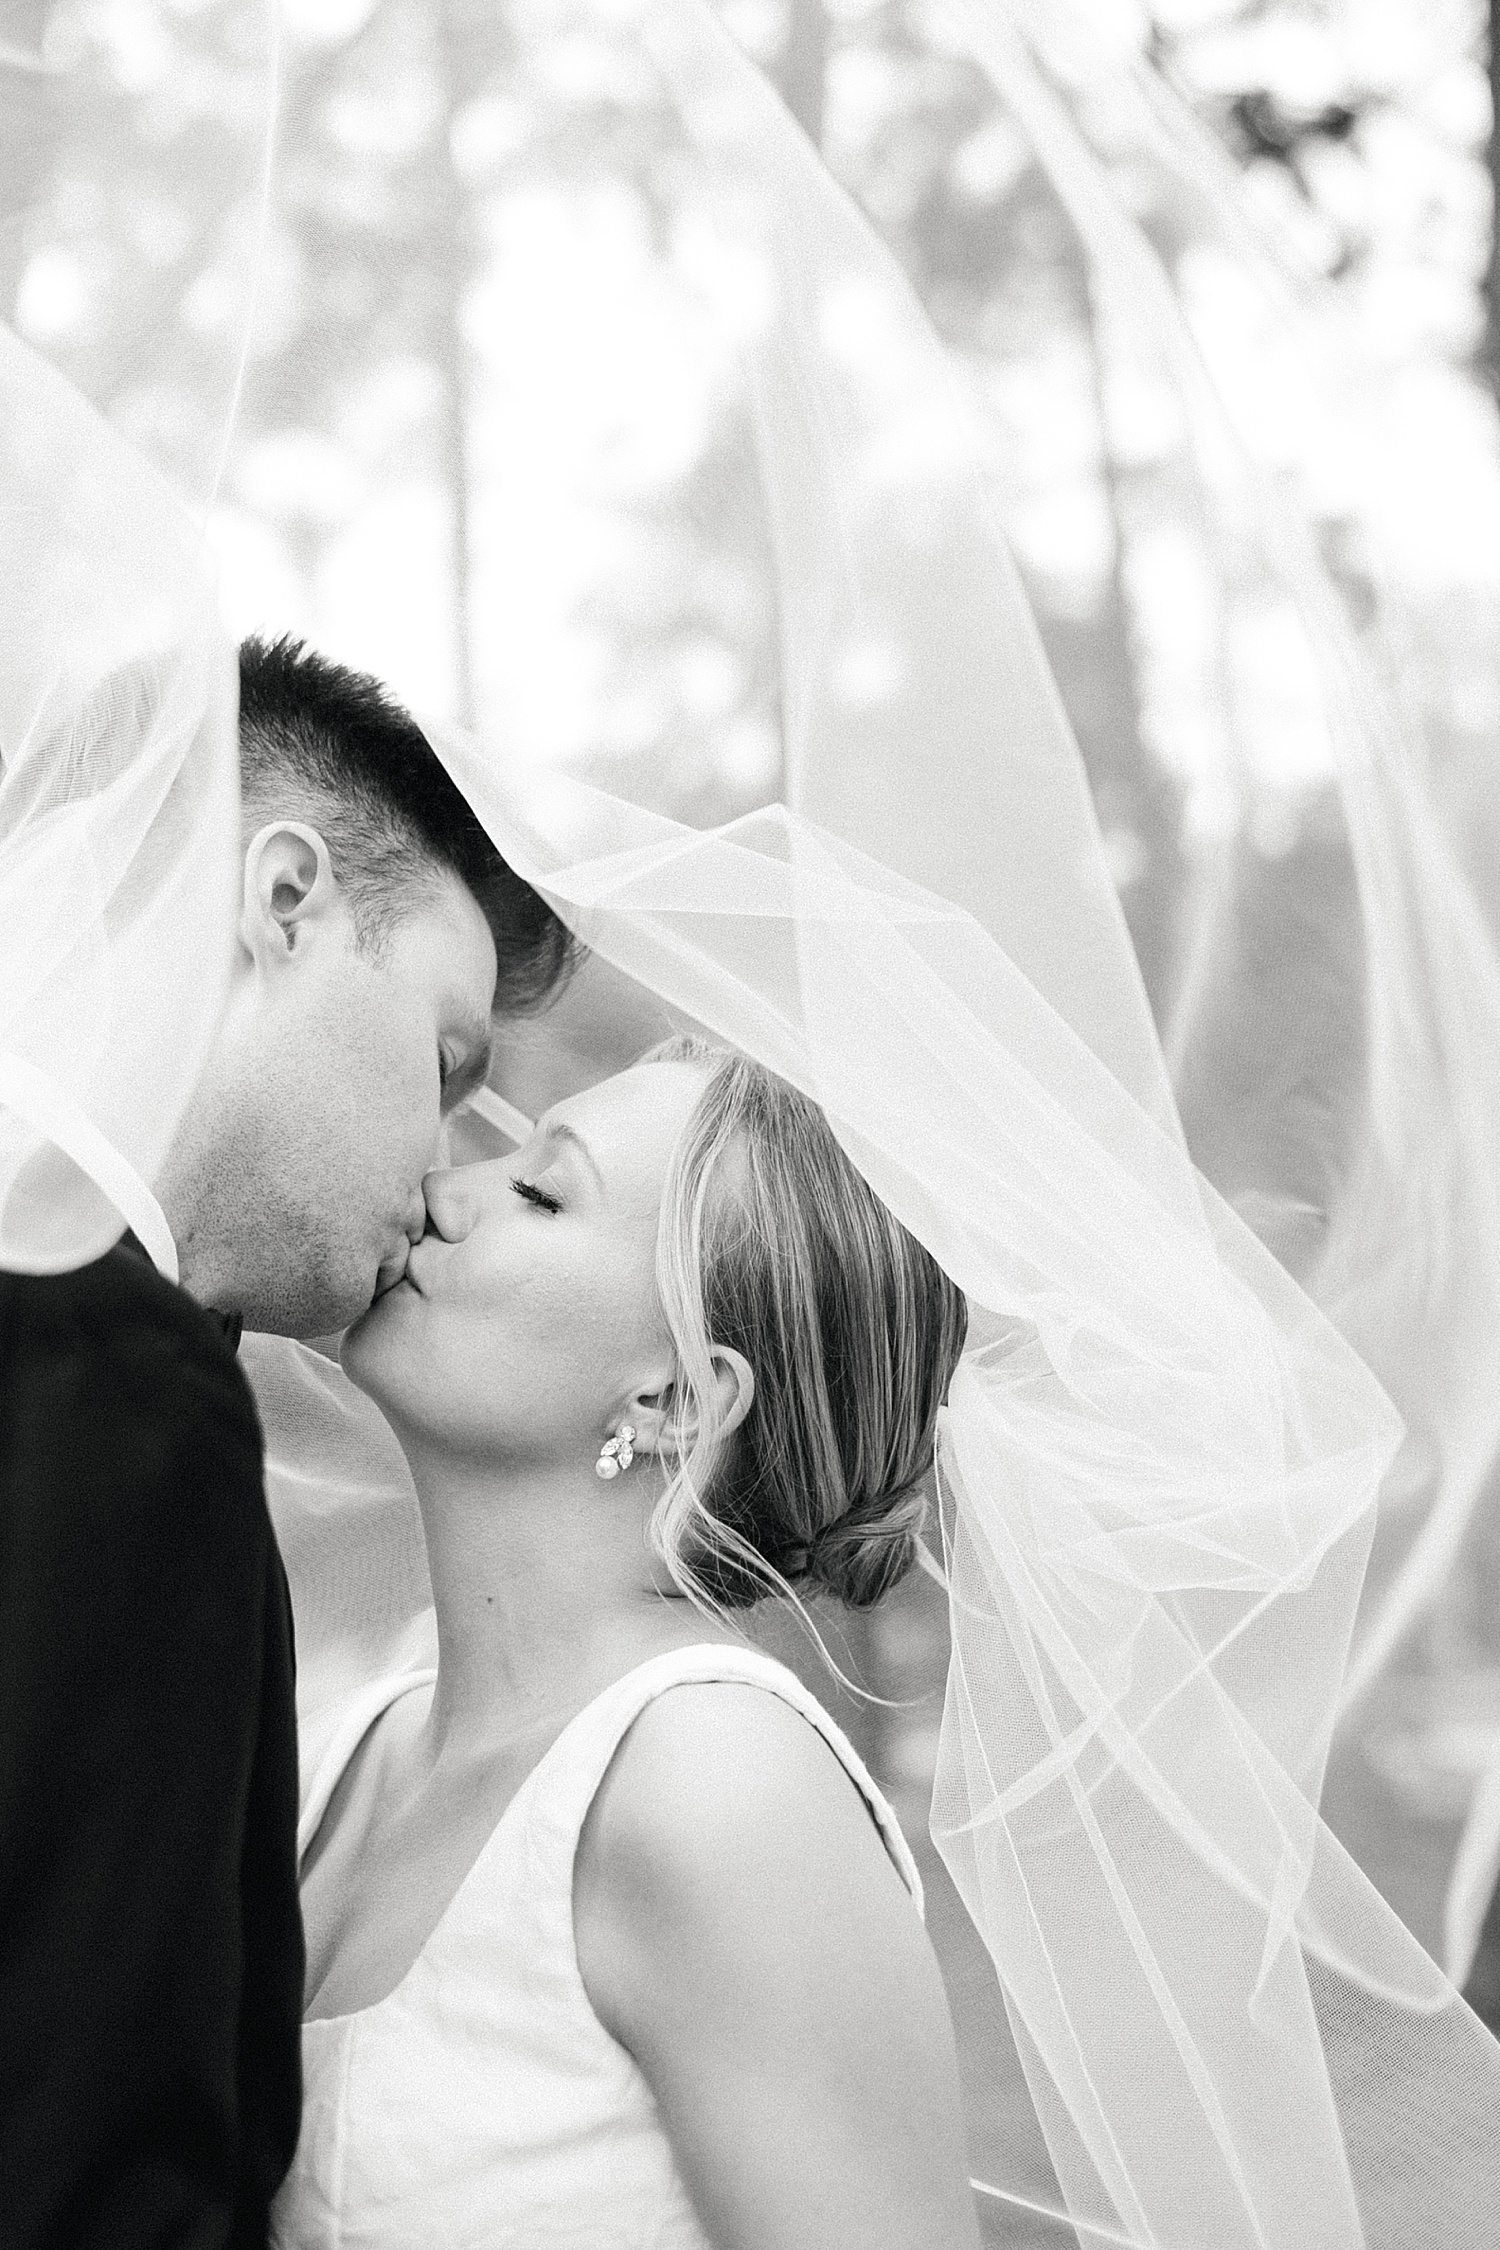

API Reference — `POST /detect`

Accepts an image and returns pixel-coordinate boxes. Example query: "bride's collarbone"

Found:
[300,1694,555,2023]
[299,1629,758,2022]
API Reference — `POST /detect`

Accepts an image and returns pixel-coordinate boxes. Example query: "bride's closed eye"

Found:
[510,1176,562,1215]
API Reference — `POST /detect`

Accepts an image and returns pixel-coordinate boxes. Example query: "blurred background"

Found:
[9,0,1500,2222]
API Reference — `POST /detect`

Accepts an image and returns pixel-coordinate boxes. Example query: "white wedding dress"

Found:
[270,1641,924,2250]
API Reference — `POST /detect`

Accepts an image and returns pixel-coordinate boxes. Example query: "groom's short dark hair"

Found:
[237,634,575,1014]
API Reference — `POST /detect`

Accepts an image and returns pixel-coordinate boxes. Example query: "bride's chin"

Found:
[339,1277,416,1386]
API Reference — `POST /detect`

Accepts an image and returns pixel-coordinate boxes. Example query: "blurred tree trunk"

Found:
[1078,280,1182,1022]
[1466,0,1500,1953]
[1485,0,1500,388]
[433,0,478,730]
[0,0,56,321]
[1045,200,1179,1024]
[1442,0,1500,2044]
[779,0,828,149]
[1462,1834,1500,2034]
[770,0,885,1769]
[768,0,831,811]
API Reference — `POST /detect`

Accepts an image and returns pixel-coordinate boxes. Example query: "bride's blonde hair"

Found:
[644,1037,967,1616]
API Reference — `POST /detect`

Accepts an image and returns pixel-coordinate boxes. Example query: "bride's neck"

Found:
[399,1439,705,1757]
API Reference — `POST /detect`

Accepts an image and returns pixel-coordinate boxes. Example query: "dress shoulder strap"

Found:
[296,1666,437,1863]
[523,1640,924,1916]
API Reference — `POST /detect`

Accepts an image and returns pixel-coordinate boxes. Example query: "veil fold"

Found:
[6,1,1500,2243]
[0,322,238,1270]
[438,763,1496,2249]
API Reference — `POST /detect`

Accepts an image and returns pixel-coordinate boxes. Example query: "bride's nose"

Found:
[419,1166,475,1243]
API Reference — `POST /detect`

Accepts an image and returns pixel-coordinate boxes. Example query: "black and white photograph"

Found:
[4,2,1500,2244]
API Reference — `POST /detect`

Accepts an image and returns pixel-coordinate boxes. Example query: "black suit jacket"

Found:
[0,1237,304,2248]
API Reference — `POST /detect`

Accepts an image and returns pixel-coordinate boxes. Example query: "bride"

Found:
[281,1039,982,2248]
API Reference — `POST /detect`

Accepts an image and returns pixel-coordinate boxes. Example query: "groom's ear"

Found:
[240,820,341,967]
[627,1345,755,1463]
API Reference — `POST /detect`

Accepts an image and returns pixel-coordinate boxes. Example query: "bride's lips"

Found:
[373,1231,441,1306]
[394,1249,427,1298]
[372,1241,417,1301]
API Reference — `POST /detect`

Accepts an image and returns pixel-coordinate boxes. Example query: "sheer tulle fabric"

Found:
[0,327,238,1271]
[6,2,1500,2245]
[431,775,1500,2248]
[959,5,1500,1985]
[0,0,270,1269]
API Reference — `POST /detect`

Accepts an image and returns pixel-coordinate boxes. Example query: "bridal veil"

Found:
[5,1,1500,2241]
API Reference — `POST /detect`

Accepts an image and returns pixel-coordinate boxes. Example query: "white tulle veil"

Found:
[6,1,1500,2243]
[0,327,239,1275]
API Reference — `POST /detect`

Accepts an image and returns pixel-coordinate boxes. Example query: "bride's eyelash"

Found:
[510,1176,562,1215]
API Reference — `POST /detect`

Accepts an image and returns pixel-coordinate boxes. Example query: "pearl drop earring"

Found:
[595,1424,636,1480]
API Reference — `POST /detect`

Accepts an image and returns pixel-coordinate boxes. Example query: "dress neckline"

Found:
[302,1639,779,2032]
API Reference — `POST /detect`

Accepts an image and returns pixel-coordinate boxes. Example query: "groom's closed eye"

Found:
[440,1022,495,1113]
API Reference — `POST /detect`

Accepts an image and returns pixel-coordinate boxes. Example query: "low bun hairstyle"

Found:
[645,1038,968,1617]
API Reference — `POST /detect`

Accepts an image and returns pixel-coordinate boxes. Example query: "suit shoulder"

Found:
[0,1240,263,1465]
[2,1236,239,1354]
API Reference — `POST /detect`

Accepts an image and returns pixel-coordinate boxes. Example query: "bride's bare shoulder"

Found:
[574,1677,918,2026]
[588,1675,896,1879]
[572,1672,980,2250]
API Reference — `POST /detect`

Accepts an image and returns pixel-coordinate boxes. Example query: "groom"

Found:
[0,635,573,2250]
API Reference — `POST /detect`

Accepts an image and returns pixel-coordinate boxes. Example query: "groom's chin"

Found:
[265,1273,384,1344]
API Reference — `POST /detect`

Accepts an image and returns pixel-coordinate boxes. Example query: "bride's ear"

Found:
[625,1346,754,1464]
